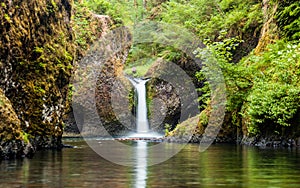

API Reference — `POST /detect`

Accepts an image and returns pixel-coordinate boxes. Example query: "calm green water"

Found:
[1,139,300,188]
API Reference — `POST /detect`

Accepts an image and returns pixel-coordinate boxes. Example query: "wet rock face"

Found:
[95,51,135,136]
[70,27,133,136]
[147,78,181,133]
[144,58,202,133]
[0,0,74,158]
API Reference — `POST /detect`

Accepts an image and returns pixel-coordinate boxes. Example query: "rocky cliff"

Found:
[0,0,75,158]
[69,25,133,136]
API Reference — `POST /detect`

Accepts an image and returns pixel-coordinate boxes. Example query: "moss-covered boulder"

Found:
[0,88,29,158]
[0,0,75,158]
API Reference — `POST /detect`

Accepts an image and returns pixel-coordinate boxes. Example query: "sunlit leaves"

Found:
[241,41,300,133]
[246,83,300,127]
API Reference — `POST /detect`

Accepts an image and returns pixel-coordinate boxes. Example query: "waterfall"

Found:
[135,79,149,133]
[128,78,150,133]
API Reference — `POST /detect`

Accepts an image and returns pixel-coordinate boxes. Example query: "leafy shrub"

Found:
[241,41,300,134]
[275,1,300,40]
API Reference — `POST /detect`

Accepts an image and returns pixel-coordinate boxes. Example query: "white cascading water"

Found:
[135,79,149,133]
[128,78,150,133]
[128,77,163,138]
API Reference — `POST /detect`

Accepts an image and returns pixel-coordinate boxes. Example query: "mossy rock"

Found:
[0,88,25,159]
[0,0,75,153]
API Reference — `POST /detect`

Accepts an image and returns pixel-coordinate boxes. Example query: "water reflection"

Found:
[1,140,300,187]
[134,141,148,188]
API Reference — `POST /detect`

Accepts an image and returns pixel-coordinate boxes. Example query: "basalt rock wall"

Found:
[0,0,74,158]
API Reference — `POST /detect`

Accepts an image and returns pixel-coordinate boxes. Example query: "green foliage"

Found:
[124,57,156,77]
[47,0,58,13]
[213,40,300,135]
[124,42,166,77]
[160,0,262,40]
[79,0,153,26]
[241,41,300,134]
[197,33,300,135]
[204,30,244,62]
[34,85,46,95]
[33,47,44,54]
[128,88,135,111]
[1,2,6,8]
[164,123,171,135]
[73,3,95,51]
[199,110,209,127]
[157,0,263,67]
[80,0,123,25]
[21,131,31,144]
[195,71,210,109]
[4,13,11,22]
[0,98,3,106]
[246,83,300,127]
[275,1,300,40]
[67,84,74,103]
[196,35,248,111]
[81,0,112,14]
